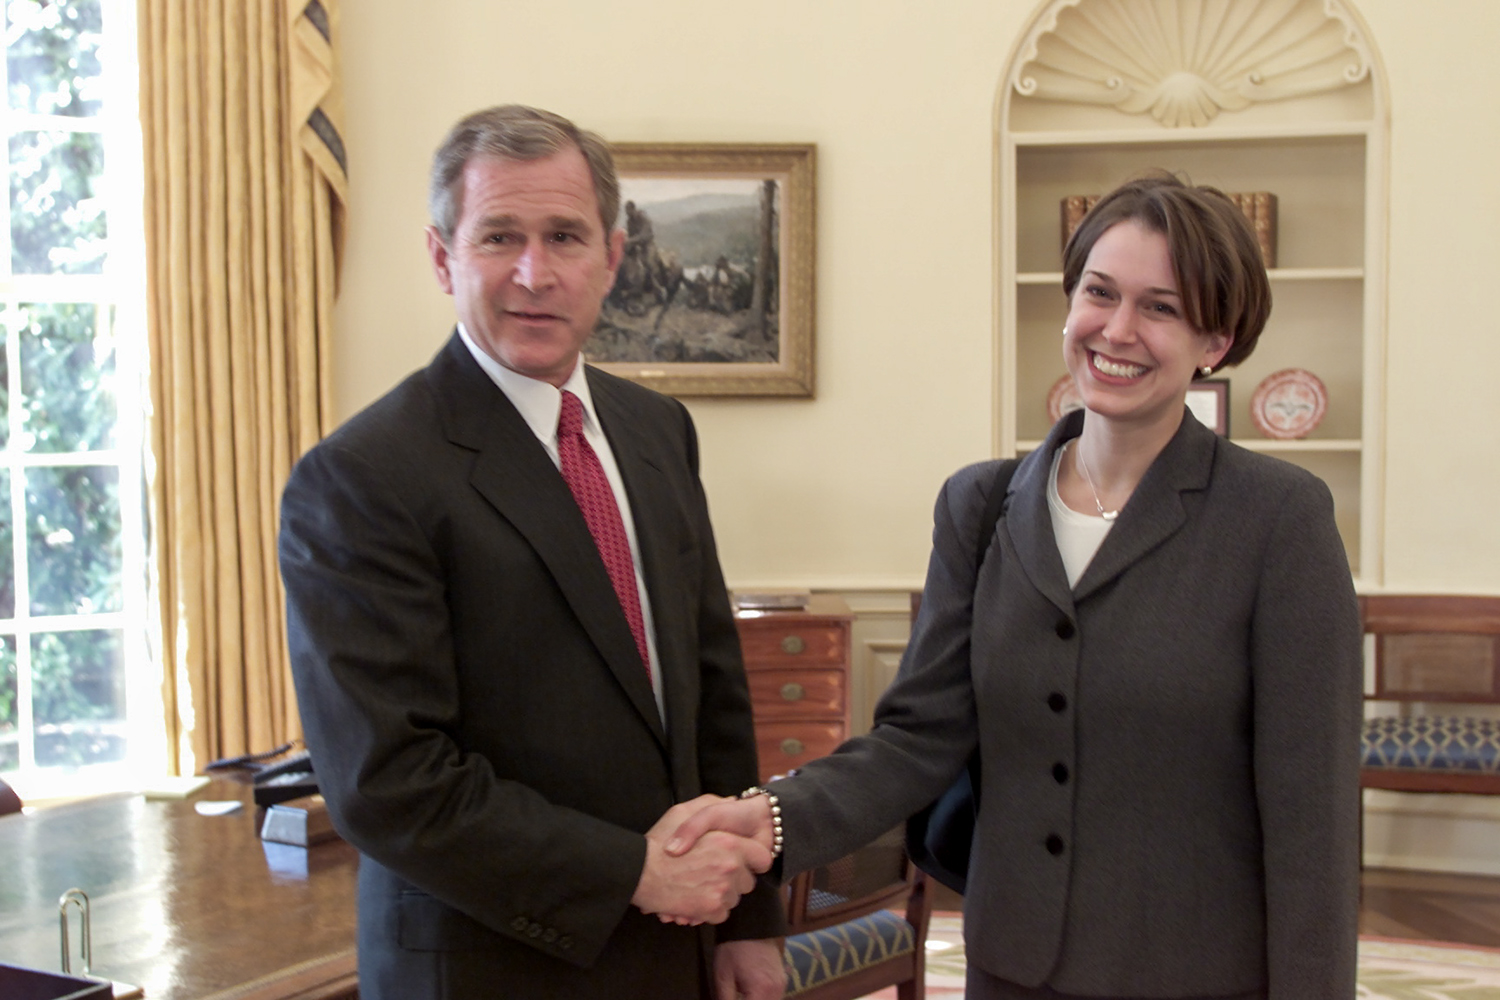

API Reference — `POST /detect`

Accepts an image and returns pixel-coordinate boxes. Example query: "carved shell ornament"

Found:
[1012,0,1373,127]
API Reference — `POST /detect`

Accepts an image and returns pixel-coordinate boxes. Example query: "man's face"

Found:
[427,148,623,386]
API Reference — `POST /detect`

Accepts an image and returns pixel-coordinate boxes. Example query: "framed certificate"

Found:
[1186,379,1230,436]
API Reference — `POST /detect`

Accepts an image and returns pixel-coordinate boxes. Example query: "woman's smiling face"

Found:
[1063,219,1232,433]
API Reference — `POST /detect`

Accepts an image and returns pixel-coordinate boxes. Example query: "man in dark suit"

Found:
[279,105,784,1000]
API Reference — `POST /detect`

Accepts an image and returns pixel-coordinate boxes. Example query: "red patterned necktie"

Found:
[557,390,651,680]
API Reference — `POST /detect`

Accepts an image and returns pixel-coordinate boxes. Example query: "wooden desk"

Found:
[735,595,853,781]
[0,780,358,999]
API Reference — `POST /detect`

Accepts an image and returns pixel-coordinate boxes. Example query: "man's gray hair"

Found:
[428,105,620,244]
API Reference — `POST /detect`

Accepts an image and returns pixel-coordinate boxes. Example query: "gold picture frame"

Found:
[586,143,816,397]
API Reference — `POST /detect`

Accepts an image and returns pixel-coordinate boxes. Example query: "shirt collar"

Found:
[457,323,601,442]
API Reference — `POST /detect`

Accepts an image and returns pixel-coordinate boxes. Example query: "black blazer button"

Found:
[527,922,544,938]
[1047,692,1067,713]
[1052,762,1070,784]
[1055,619,1075,639]
[559,936,574,950]
[1045,834,1065,855]
[511,916,529,932]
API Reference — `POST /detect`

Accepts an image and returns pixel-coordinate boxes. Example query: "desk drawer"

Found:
[747,669,845,720]
[738,623,848,666]
[756,721,846,780]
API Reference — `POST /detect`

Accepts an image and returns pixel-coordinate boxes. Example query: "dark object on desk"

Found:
[252,752,319,808]
[205,741,297,771]
[261,794,341,847]
[0,776,21,816]
[734,590,811,611]
[0,962,112,1000]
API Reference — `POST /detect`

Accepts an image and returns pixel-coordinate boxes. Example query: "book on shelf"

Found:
[1060,190,1277,267]
[1060,194,1100,249]
[1229,191,1278,268]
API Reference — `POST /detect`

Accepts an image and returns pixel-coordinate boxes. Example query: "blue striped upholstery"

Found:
[783,908,916,996]
[1362,716,1500,773]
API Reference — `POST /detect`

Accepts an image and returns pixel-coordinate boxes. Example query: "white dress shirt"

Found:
[1047,440,1115,589]
[458,326,664,719]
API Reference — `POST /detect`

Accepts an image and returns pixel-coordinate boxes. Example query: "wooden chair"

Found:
[781,825,931,1000]
[1360,594,1500,795]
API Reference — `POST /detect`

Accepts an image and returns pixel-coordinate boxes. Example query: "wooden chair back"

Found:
[782,826,931,1000]
[1360,594,1500,795]
[1362,594,1500,704]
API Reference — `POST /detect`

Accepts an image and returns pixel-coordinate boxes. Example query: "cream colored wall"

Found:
[1356,0,1500,593]
[334,0,1500,595]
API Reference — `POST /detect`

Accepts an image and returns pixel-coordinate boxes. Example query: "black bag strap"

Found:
[974,459,1022,569]
[904,458,1024,895]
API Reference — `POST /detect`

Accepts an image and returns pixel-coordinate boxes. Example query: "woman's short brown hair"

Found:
[1061,172,1271,374]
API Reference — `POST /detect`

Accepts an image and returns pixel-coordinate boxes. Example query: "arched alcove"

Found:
[994,0,1389,583]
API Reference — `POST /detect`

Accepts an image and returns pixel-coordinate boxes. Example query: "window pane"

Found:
[5,0,104,117]
[0,635,15,772]
[17,302,113,452]
[9,129,106,274]
[0,469,11,619]
[0,333,9,449]
[26,464,119,615]
[32,628,124,767]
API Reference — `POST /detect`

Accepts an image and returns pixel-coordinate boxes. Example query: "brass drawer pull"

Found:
[780,737,805,756]
[780,682,805,702]
[780,635,805,655]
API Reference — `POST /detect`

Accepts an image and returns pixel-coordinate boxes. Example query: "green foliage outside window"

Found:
[9,129,105,274]
[5,0,103,118]
[0,637,14,771]
[18,303,115,452]
[31,628,123,766]
[27,465,121,616]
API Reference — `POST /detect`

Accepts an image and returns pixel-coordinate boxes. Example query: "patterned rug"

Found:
[860,916,1500,998]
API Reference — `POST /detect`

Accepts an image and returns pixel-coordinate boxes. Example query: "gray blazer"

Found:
[776,409,1361,999]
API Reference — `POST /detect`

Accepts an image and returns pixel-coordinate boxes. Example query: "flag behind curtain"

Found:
[139,0,345,772]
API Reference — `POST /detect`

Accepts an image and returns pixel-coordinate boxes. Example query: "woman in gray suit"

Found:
[670,174,1363,999]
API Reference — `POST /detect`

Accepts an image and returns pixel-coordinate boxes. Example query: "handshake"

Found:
[630,793,779,925]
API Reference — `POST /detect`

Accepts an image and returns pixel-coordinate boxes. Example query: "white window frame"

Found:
[1,0,154,799]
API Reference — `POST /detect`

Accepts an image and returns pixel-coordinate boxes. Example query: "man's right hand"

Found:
[631,796,772,925]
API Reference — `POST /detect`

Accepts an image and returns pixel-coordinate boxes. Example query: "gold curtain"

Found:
[139,0,346,772]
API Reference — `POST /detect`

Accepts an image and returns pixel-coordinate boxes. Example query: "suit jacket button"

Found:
[1046,834,1065,855]
[1055,619,1075,640]
[1052,762,1070,784]
[1047,692,1068,712]
[559,936,574,950]
[511,916,529,932]
[527,922,544,938]
[543,928,559,943]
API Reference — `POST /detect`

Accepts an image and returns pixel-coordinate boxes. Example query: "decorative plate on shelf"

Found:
[1046,375,1083,423]
[1249,368,1327,439]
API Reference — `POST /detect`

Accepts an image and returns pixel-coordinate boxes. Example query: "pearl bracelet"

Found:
[738,786,784,857]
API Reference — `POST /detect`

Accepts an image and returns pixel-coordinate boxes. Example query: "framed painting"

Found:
[586,143,815,397]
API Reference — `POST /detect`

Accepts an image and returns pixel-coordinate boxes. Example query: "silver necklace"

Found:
[1070,439,1119,521]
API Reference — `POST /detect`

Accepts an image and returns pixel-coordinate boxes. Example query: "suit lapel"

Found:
[1072,410,1217,602]
[431,336,666,744]
[1003,414,1082,618]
